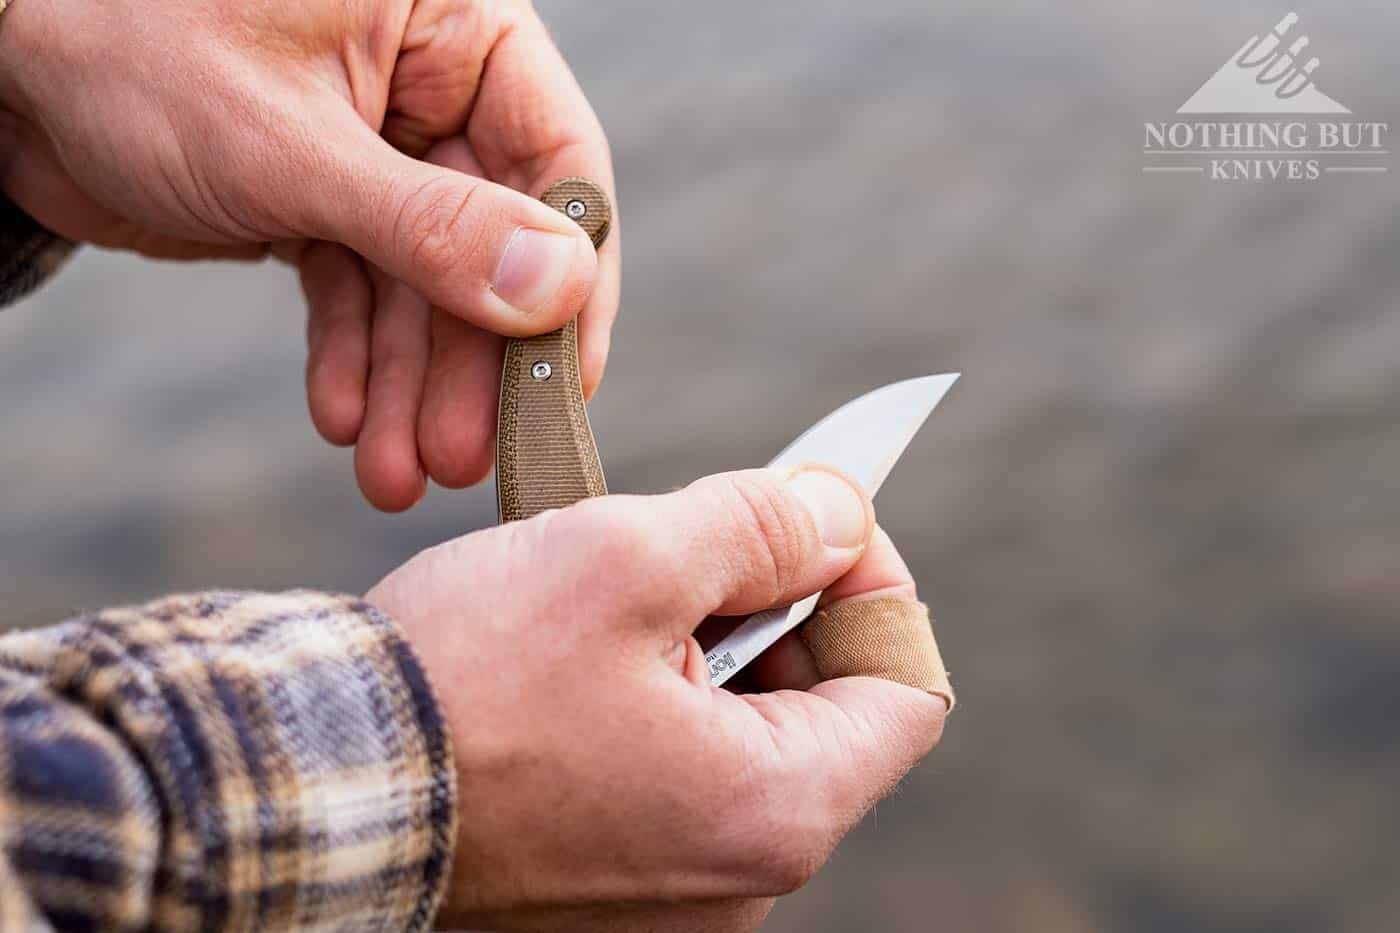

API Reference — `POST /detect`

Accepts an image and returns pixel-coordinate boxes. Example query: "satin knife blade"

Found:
[704,373,959,686]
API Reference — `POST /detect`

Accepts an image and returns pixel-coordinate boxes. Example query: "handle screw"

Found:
[565,199,587,220]
[531,361,553,381]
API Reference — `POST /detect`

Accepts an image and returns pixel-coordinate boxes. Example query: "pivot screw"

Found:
[531,361,553,381]
[565,199,587,220]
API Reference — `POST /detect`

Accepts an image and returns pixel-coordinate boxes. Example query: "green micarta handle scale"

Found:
[496,178,612,522]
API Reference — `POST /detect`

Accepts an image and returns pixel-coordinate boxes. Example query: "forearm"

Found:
[0,590,457,930]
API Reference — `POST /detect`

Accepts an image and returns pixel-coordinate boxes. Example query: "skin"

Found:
[0,0,620,510]
[370,468,947,931]
[0,6,949,927]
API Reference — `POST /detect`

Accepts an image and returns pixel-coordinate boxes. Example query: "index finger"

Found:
[467,7,621,398]
[701,666,946,891]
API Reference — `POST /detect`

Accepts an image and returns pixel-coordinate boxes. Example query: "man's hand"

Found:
[0,0,618,510]
[368,468,948,932]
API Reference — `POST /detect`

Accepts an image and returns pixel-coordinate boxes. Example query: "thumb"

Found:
[302,121,598,337]
[537,468,876,640]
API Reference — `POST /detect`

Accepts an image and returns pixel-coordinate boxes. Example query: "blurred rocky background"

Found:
[2,0,1397,929]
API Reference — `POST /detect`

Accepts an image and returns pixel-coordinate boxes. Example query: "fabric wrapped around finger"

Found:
[799,597,954,709]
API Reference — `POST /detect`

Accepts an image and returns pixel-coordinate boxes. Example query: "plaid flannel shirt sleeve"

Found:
[0,590,457,931]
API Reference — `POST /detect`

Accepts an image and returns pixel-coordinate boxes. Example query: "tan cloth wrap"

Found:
[801,596,954,708]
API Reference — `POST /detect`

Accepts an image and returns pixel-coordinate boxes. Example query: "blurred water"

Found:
[2,2,1398,930]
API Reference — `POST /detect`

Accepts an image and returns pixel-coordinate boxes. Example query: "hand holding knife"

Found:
[498,178,957,692]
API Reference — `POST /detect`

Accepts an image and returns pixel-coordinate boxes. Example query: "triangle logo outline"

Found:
[1177,12,1351,114]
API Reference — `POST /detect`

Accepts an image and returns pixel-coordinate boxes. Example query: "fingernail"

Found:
[785,467,871,550]
[493,228,577,314]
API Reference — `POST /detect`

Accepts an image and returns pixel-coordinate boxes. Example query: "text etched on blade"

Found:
[707,651,737,681]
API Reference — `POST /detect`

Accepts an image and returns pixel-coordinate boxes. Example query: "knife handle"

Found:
[497,178,613,523]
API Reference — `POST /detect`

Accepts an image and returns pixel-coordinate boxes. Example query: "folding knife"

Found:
[497,178,958,685]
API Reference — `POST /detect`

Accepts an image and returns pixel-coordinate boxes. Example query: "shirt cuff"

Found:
[0,590,457,930]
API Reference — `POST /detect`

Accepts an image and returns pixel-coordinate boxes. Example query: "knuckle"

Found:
[719,474,810,603]
[394,177,486,281]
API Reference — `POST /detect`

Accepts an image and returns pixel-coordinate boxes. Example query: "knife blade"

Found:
[704,373,959,685]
